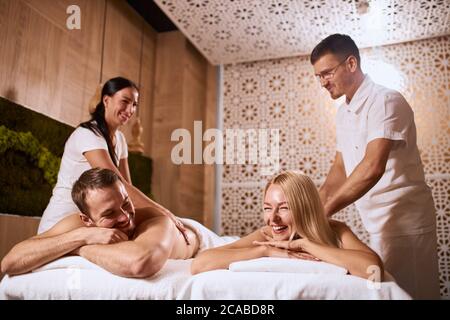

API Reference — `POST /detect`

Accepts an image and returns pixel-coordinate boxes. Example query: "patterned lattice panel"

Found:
[155,0,450,64]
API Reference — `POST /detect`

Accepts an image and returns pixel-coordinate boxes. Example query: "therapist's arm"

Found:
[319,152,347,206]
[119,158,132,184]
[323,138,393,217]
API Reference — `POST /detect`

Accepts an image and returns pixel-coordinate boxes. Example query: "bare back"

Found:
[130,208,200,260]
[40,209,199,260]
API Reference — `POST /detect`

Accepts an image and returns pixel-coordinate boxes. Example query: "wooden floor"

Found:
[0,214,40,279]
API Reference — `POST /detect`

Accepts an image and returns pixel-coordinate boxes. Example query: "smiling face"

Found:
[313,53,355,100]
[103,87,138,128]
[263,184,294,241]
[81,181,136,237]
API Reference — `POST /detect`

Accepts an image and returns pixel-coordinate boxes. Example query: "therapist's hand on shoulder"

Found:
[163,210,190,245]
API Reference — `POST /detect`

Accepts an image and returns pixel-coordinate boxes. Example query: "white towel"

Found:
[229,257,348,275]
[179,218,238,251]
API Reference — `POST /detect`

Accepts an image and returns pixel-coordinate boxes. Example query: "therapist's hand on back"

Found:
[163,210,190,245]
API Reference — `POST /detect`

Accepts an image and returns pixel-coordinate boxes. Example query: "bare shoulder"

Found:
[134,207,165,226]
[222,228,265,249]
[329,219,373,252]
[132,213,175,242]
[36,214,83,239]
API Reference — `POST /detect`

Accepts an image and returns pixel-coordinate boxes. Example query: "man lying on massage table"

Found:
[1,168,200,278]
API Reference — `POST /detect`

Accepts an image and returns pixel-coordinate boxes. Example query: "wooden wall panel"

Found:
[139,24,157,158]
[0,215,40,279]
[101,0,141,83]
[0,0,65,119]
[151,32,216,223]
[0,0,104,127]
[58,0,105,125]
[22,0,79,30]
[152,32,185,214]
[179,42,207,221]
[101,0,144,142]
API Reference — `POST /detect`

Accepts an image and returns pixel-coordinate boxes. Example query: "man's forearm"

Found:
[78,242,151,278]
[324,160,383,216]
[1,229,86,275]
[319,153,347,208]
[319,175,342,206]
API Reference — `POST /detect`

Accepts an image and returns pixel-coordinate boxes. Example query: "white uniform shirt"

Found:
[38,126,128,233]
[336,75,435,237]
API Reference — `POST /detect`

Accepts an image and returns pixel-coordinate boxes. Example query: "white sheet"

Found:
[0,255,410,300]
[0,257,193,300]
[187,269,410,300]
[0,217,411,300]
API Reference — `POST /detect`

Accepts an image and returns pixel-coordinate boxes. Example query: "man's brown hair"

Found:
[71,168,120,215]
[310,34,360,66]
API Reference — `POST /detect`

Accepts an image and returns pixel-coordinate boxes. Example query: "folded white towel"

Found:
[179,218,238,251]
[229,257,348,275]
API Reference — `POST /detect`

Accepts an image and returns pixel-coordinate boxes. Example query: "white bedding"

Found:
[0,256,410,300]
[0,218,411,300]
[229,257,348,275]
[188,269,410,300]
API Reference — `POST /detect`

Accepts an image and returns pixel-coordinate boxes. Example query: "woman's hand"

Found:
[262,241,290,258]
[164,210,190,245]
[286,251,320,261]
[254,238,305,251]
[253,238,320,261]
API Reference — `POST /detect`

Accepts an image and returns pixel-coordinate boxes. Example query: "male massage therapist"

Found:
[310,34,439,299]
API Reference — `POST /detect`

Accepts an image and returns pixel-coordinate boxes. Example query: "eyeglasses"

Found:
[315,57,349,82]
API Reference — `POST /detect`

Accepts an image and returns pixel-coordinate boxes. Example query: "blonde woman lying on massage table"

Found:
[192,171,384,280]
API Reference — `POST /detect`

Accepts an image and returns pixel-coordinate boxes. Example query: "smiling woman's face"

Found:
[104,87,138,128]
[263,184,294,241]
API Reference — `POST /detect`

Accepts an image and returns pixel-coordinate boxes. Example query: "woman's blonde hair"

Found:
[264,171,341,248]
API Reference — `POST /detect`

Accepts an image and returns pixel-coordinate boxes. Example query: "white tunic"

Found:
[336,75,436,237]
[38,126,128,234]
[336,76,440,299]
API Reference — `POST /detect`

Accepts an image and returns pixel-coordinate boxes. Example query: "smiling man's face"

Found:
[81,181,136,237]
[313,53,353,100]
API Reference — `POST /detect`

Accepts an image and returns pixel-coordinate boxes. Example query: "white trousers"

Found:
[370,230,440,299]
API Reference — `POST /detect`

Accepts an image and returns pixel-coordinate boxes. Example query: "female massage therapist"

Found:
[38,77,187,241]
[191,171,383,280]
